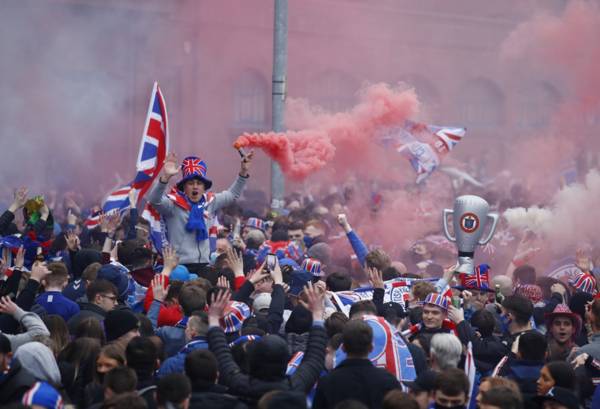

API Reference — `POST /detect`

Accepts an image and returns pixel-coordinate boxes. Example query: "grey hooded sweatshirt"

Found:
[147,175,247,264]
[13,341,61,385]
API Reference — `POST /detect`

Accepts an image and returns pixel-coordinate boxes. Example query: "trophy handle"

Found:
[479,213,499,245]
[442,209,456,242]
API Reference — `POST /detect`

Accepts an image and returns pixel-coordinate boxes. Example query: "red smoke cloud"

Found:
[234,83,419,180]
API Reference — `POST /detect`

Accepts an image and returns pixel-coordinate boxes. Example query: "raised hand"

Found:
[208,289,231,327]
[151,274,169,303]
[14,246,25,270]
[337,213,352,233]
[301,281,325,321]
[239,150,254,177]
[128,189,138,209]
[226,247,244,277]
[217,275,230,289]
[248,265,271,286]
[66,231,80,252]
[270,257,283,285]
[161,246,179,276]
[9,187,28,213]
[0,296,18,316]
[39,203,50,221]
[161,152,179,181]
[66,209,78,226]
[367,267,384,289]
[30,262,51,283]
[447,304,465,324]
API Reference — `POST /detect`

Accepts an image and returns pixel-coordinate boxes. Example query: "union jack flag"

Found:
[221,301,251,333]
[101,82,168,215]
[460,264,491,291]
[182,157,206,178]
[141,203,168,254]
[569,271,597,295]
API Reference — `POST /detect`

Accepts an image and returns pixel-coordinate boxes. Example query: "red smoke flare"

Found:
[234,83,419,180]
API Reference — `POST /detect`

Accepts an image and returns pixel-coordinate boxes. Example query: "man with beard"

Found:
[545,304,581,361]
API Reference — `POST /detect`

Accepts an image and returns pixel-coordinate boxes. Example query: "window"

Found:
[233,69,269,129]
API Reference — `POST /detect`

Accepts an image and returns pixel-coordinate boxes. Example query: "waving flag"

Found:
[141,203,168,254]
[380,120,466,184]
[334,315,416,385]
[101,82,169,215]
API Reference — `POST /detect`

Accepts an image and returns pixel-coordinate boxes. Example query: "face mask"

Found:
[303,236,313,248]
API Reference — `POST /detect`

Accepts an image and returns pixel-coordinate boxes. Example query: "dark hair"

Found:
[342,320,373,357]
[546,361,576,389]
[382,266,400,281]
[271,229,289,242]
[514,265,536,285]
[537,276,569,303]
[471,309,496,338]
[349,300,377,319]
[125,336,158,376]
[58,337,101,386]
[178,285,207,316]
[413,333,431,357]
[136,314,155,338]
[408,306,423,326]
[502,295,533,326]
[326,273,352,292]
[165,280,184,303]
[592,299,600,329]
[104,366,138,394]
[480,386,523,409]
[383,390,419,409]
[86,279,118,302]
[185,349,218,384]
[156,373,191,406]
[43,314,69,356]
[288,221,305,231]
[0,333,11,354]
[434,368,469,397]
[328,333,344,351]
[117,239,152,269]
[325,312,349,338]
[74,317,106,344]
[518,331,547,361]
[102,392,147,409]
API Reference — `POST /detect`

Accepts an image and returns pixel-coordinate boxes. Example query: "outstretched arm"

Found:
[147,152,180,216]
[337,214,369,267]
[212,151,254,210]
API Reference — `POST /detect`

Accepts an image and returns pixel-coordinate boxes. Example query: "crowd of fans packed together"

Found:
[0,151,599,409]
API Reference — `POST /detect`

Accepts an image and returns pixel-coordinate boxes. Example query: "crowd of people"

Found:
[0,150,598,409]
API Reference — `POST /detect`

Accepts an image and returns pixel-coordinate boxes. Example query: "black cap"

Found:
[381,302,407,318]
[534,387,579,409]
[402,370,437,392]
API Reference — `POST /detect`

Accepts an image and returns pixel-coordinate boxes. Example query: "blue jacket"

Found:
[35,291,80,322]
[157,337,208,378]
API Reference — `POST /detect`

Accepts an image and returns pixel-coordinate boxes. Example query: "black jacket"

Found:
[456,320,510,374]
[0,360,36,405]
[493,356,543,406]
[207,322,326,406]
[312,358,400,409]
[67,302,107,334]
[189,383,248,409]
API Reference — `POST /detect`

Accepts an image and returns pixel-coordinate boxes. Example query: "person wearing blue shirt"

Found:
[35,262,80,322]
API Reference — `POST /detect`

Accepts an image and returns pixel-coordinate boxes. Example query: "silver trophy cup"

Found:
[443,195,499,274]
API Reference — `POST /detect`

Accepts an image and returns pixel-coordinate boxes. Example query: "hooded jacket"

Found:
[13,341,61,385]
[1,307,50,352]
[207,321,327,407]
[492,355,543,404]
[147,175,247,265]
[456,320,510,374]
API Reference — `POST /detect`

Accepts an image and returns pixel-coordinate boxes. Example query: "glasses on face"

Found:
[100,294,118,303]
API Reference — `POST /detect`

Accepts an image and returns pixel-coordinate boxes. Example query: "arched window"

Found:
[516,81,561,128]
[457,78,505,128]
[233,69,268,129]
[307,70,359,112]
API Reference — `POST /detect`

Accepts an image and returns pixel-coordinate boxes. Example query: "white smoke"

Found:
[503,169,600,250]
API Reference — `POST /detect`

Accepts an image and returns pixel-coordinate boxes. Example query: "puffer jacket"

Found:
[147,176,247,264]
[208,322,327,407]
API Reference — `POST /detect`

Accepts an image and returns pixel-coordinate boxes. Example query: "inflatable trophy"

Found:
[443,195,499,274]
